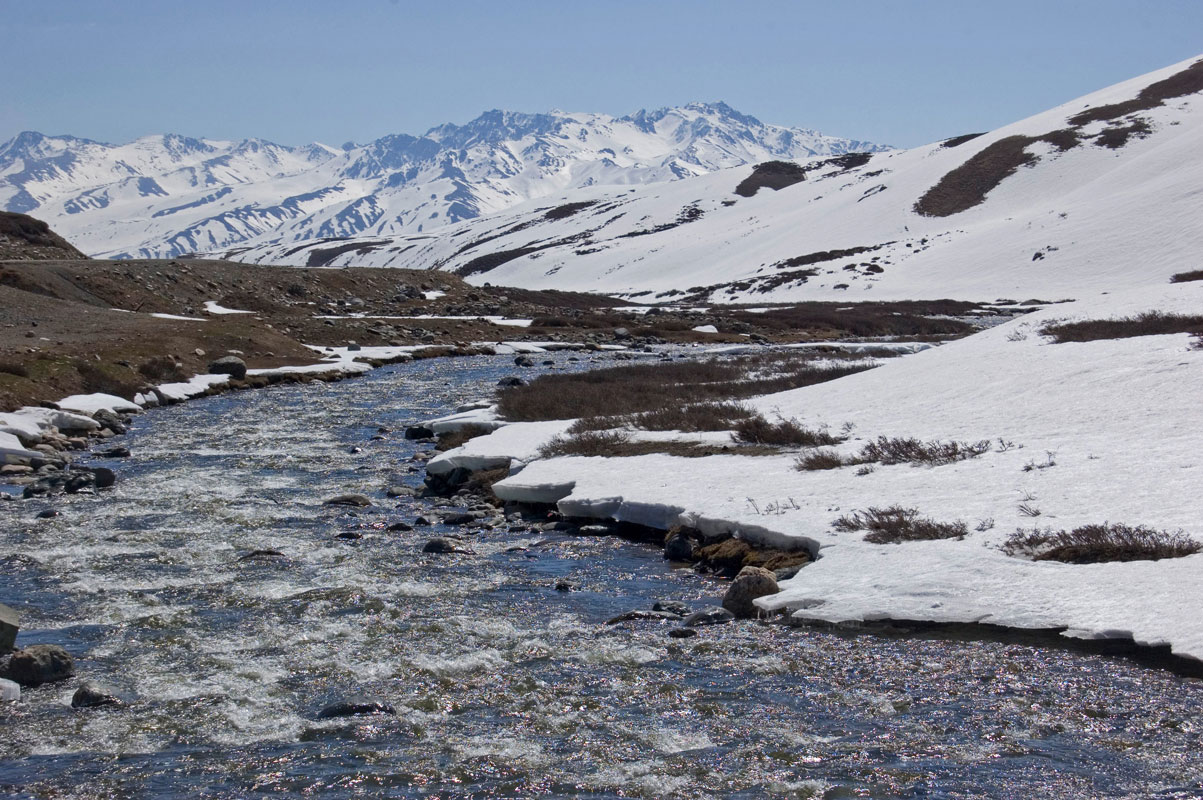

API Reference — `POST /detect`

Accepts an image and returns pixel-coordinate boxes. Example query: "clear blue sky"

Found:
[2,0,1200,149]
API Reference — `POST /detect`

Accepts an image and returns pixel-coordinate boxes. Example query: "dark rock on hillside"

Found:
[208,356,247,380]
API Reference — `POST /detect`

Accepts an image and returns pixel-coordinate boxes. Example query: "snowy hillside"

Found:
[231,55,1203,303]
[0,105,881,260]
[427,280,1203,662]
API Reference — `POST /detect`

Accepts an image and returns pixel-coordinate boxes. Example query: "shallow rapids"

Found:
[2,353,1201,799]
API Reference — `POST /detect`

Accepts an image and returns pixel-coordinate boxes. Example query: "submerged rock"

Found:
[324,494,372,507]
[316,701,395,719]
[2,644,74,686]
[722,566,779,619]
[663,530,695,562]
[71,683,121,709]
[652,600,691,617]
[238,549,287,562]
[605,610,680,625]
[682,607,735,627]
[422,537,471,554]
[668,628,699,639]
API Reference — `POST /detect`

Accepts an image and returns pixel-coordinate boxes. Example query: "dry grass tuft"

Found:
[1003,523,1201,564]
[435,424,492,452]
[832,506,968,544]
[795,450,846,471]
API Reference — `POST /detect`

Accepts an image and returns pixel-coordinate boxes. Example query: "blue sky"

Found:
[2,0,1200,149]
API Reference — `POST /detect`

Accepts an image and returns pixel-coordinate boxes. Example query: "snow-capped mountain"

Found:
[229,55,1203,303]
[0,104,883,259]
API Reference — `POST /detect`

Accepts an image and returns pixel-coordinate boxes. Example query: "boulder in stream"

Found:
[722,566,778,619]
[2,644,74,686]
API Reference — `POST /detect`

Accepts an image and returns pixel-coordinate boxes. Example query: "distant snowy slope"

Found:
[233,55,1203,302]
[0,104,882,260]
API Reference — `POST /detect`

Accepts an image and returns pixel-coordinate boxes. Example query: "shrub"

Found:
[832,506,968,544]
[435,424,492,452]
[732,415,841,447]
[498,354,874,422]
[539,430,631,458]
[857,436,991,466]
[1170,270,1203,284]
[1041,312,1203,343]
[1002,523,1201,564]
[74,360,139,399]
[137,356,185,382]
[795,450,847,471]
[0,361,29,378]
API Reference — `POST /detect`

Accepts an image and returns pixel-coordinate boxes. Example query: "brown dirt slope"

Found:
[0,212,87,260]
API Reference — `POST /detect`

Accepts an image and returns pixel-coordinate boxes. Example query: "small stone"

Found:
[346,342,361,352]
[554,580,576,592]
[722,566,779,619]
[36,509,59,519]
[387,521,413,532]
[413,516,431,527]
[404,425,434,440]
[97,446,131,459]
[324,494,372,507]
[497,376,525,387]
[336,531,363,540]
[668,628,699,639]
[682,606,735,627]
[2,644,74,686]
[71,683,121,709]
[386,486,415,498]
[514,356,534,367]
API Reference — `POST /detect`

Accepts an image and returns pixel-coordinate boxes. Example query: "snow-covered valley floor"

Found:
[430,281,1203,665]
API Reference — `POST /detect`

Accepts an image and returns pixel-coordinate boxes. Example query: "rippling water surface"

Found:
[2,353,1201,799]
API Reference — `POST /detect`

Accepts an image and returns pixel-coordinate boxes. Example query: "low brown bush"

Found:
[137,356,185,382]
[499,354,874,422]
[74,360,140,399]
[732,415,841,447]
[832,506,968,543]
[1169,270,1203,284]
[436,424,492,451]
[1041,312,1203,343]
[1003,523,1200,564]
[857,436,991,466]
[0,361,29,378]
[795,450,846,471]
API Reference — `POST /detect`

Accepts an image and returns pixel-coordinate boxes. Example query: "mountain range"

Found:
[228,55,1203,304]
[0,104,882,260]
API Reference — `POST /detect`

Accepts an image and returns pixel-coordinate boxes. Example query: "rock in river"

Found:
[682,606,735,627]
[324,494,372,507]
[722,566,779,619]
[422,537,472,555]
[71,683,121,708]
[1,644,74,686]
[317,701,396,719]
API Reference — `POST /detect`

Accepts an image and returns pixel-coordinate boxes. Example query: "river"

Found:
[2,352,1201,798]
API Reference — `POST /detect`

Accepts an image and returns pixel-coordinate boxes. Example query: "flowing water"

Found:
[1,353,1201,799]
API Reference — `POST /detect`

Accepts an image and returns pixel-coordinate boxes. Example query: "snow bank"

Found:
[475,283,1203,661]
[203,300,254,315]
[57,393,143,416]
